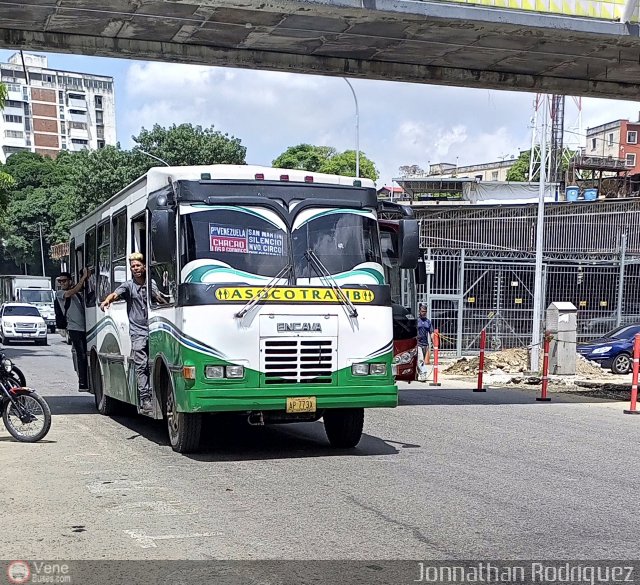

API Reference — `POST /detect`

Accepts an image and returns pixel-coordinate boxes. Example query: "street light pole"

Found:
[38,222,45,276]
[136,149,170,167]
[530,96,548,371]
[343,78,360,178]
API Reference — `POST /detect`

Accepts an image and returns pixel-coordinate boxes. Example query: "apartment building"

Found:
[586,118,640,174]
[0,53,116,162]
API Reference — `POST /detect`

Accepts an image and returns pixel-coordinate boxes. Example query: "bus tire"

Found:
[92,355,119,416]
[323,408,364,449]
[166,384,201,453]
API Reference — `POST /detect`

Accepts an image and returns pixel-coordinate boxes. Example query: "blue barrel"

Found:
[566,186,579,202]
[584,188,598,201]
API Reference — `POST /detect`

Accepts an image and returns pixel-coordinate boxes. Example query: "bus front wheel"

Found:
[166,385,201,453]
[323,408,364,449]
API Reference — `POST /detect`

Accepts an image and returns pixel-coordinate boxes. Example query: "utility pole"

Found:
[38,222,46,276]
[343,78,360,178]
[530,96,548,371]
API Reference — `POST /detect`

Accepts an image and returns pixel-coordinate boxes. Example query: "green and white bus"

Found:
[69,165,419,452]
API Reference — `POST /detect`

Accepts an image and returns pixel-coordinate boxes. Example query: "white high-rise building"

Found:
[0,53,116,163]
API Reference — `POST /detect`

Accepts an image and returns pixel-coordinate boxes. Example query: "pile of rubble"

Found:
[445,348,530,375]
[444,348,611,379]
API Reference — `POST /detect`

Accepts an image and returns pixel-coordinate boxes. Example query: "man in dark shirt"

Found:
[417,303,433,380]
[99,253,163,413]
[56,269,89,391]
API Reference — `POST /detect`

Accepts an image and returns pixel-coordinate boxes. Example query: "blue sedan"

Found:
[577,324,640,374]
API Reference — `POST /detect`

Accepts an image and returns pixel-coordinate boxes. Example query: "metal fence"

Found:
[418,247,640,356]
[412,199,640,355]
[415,199,640,257]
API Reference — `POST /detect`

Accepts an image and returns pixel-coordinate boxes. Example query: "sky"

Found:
[2,48,638,188]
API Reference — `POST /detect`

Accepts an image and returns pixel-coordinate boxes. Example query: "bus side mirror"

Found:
[398,219,419,269]
[416,258,427,286]
[150,209,176,264]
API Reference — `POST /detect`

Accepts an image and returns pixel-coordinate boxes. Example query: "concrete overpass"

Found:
[2,0,640,100]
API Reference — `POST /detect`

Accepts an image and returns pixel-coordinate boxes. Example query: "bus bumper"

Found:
[178,385,398,413]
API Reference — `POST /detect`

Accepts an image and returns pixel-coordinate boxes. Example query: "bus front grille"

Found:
[262,339,334,385]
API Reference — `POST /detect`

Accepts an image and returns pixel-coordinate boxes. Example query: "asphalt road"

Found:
[1,336,639,561]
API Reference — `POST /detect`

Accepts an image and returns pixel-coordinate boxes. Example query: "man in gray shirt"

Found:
[56,269,89,391]
[100,253,163,413]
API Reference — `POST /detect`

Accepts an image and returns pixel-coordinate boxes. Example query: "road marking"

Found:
[124,530,220,548]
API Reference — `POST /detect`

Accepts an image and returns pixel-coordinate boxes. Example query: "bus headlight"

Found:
[226,365,244,379]
[204,365,224,379]
[351,363,369,376]
[369,363,387,376]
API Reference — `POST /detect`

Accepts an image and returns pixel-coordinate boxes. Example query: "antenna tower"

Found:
[529,94,567,183]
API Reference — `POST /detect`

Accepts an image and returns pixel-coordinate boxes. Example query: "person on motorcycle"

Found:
[56,269,90,391]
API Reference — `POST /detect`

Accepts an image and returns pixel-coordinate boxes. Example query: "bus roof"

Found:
[146,165,375,192]
[70,164,376,230]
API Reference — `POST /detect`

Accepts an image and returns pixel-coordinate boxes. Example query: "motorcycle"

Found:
[0,352,51,442]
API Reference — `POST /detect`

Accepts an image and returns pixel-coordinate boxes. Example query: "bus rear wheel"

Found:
[166,384,201,453]
[323,408,364,449]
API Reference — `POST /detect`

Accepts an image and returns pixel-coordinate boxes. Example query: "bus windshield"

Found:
[19,289,54,304]
[292,210,381,278]
[180,206,383,283]
[180,206,289,280]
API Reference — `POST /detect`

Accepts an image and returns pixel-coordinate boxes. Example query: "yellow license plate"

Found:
[286,396,316,413]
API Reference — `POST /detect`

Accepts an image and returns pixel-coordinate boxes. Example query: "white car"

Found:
[0,302,48,345]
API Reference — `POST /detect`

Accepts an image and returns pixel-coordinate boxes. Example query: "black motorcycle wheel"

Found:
[2,385,52,442]
[10,366,26,388]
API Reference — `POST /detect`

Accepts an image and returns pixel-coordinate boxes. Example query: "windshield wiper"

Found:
[235,263,293,319]
[304,250,358,318]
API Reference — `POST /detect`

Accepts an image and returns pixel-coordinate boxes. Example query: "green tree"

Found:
[132,123,246,166]
[273,145,379,181]
[3,187,55,267]
[2,151,57,188]
[0,167,15,211]
[1,153,60,270]
[0,122,250,269]
[506,150,532,182]
[506,148,575,182]
[272,144,336,172]
[319,150,379,181]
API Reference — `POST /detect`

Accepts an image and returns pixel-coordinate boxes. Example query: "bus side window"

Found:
[131,214,147,260]
[150,212,176,307]
[112,211,127,290]
[69,238,75,277]
[75,245,84,283]
[85,227,97,308]
[97,221,111,303]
